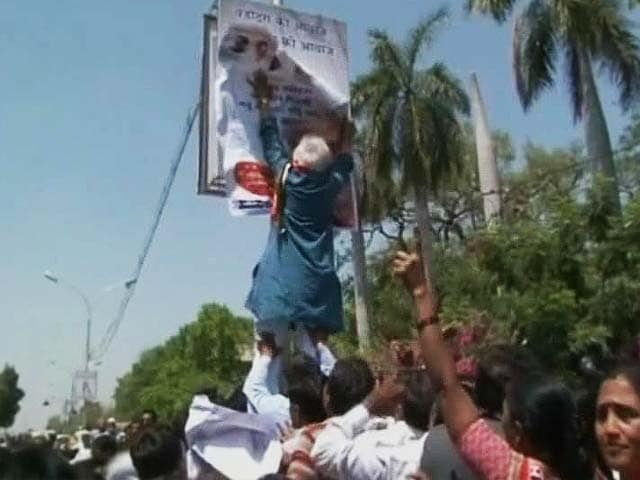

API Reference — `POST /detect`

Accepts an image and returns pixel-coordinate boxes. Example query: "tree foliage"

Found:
[354,7,470,204]
[113,304,252,422]
[352,8,470,294]
[466,0,640,115]
[467,0,640,212]
[0,365,25,428]
[341,115,640,375]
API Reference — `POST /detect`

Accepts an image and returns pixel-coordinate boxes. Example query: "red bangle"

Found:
[416,316,439,332]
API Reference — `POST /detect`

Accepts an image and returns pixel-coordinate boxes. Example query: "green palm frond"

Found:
[394,102,423,192]
[405,6,449,73]
[417,63,471,115]
[361,104,401,222]
[551,0,589,40]
[421,98,466,190]
[589,0,640,110]
[351,68,395,117]
[513,0,557,110]
[361,171,402,222]
[366,95,398,184]
[466,0,518,22]
[354,8,468,210]
[368,29,409,87]
[564,40,584,122]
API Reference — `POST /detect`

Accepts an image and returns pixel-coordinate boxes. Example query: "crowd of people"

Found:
[2,70,639,479]
[2,247,639,480]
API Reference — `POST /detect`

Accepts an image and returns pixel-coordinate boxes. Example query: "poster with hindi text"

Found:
[198,0,356,227]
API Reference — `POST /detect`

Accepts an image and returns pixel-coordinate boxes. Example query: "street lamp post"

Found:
[44,271,93,372]
[43,271,136,406]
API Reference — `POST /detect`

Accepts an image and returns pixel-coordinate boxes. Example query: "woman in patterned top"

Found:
[392,248,593,480]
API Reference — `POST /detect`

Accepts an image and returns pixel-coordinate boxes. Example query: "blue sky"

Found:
[0,0,635,431]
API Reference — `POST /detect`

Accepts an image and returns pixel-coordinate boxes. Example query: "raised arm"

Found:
[330,153,354,186]
[259,115,289,174]
[330,118,356,185]
[242,339,291,429]
[392,250,479,441]
[248,70,288,173]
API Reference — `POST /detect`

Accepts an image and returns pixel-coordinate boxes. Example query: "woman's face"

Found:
[595,375,640,475]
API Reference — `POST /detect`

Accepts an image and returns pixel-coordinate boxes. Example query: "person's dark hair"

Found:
[286,353,324,386]
[169,410,189,446]
[194,383,248,412]
[195,386,225,404]
[326,357,375,416]
[127,415,142,431]
[224,384,248,412]
[0,449,12,478]
[507,375,592,480]
[604,362,640,397]
[130,425,183,480]
[286,354,326,424]
[617,336,640,365]
[91,434,118,464]
[401,370,435,431]
[257,475,288,480]
[475,344,541,418]
[1,445,76,480]
[288,378,326,424]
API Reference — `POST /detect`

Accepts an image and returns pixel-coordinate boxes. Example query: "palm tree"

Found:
[353,7,470,293]
[467,0,640,212]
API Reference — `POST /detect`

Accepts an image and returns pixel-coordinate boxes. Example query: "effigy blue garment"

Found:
[245,115,353,333]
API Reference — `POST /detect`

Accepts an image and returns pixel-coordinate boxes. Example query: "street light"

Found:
[43,270,58,283]
[43,271,92,373]
[43,271,136,404]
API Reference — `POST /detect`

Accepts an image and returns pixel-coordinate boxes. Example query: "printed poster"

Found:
[198,0,356,227]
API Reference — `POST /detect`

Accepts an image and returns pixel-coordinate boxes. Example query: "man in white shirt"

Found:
[311,370,435,480]
[243,329,335,428]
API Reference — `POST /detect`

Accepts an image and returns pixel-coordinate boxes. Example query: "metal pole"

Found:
[44,273,131,406]
[47,279,92,371]
[85,305,92,372]
[349,175,371,351]
[64,285,92,372]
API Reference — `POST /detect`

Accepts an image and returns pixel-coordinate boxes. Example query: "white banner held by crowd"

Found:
[198,0,355,225]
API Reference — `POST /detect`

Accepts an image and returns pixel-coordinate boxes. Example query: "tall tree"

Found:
[467,0,640,212]
[114,303,252,420]
[353,7,470,293]
[0,365,25,428]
